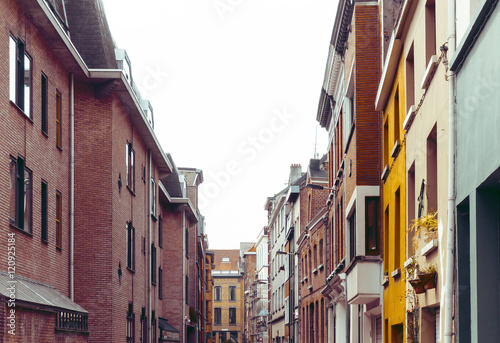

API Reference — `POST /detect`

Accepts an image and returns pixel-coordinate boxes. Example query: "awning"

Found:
[159,318,180,341]
[0,270,87,313]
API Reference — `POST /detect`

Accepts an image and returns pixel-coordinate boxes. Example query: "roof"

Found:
[65,0,118,69]
[0,271,87,314]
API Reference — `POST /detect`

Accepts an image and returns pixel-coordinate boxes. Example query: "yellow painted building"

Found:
[379,54,407,343]
[212,250,244,343]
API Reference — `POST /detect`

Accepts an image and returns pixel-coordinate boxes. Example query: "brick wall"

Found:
[0,0,72,296]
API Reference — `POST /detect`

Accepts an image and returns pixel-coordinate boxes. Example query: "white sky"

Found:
[102,0,338,249]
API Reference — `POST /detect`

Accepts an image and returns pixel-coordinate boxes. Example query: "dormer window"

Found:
[115,49,132,84]
[141,100,154,130]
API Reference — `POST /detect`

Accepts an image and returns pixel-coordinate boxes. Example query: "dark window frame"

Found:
[214,286,222,301]
[127,304,135,343]
[158,215,163,248]
[127,222,135,271]
[365,197,380,255]
[229,286,236,301]
[41,73,48,135]
[151,243,157,285]
[56,191,62,249]
[9,156,32,234]
[126,142,135,192]
[214,307,222,325]
[229,307,237,325]
[56,91,62,149]
[41,180,48,243]
[158,267,163,299]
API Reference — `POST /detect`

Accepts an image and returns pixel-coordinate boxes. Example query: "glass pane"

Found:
[24,169,32,233]
[9,159,16,223]
[24,54,31,117]
[9,37,16,102]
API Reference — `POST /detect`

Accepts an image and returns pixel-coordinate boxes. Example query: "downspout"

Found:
[148,150,152,343]
[69,72,75,300]
[444,0,457,340]
[182,209,187,343]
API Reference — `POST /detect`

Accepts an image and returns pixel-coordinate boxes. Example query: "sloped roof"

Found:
[65,0,118,69]
[0,271,87,313]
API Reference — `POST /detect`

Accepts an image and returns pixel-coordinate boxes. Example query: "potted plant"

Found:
[418,263,437,290]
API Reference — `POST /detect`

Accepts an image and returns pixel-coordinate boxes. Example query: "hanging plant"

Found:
[407,211,438,253]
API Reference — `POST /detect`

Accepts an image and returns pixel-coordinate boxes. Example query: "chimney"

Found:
[289,164,302,185]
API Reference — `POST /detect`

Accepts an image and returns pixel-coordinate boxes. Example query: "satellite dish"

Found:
[259,309,268,316]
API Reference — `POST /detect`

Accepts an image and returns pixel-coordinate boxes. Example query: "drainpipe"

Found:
[444,0,457,341]
[183,209,187,343]
[69,72,75,300]
[148,150,152,343]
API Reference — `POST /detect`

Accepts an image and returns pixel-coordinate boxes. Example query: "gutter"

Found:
[444,0,457,340]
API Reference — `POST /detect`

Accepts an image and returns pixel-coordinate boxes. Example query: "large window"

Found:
[56,191,62,249]
[229,286,236,301]
[126,142,135,192]
[9,36,32,117]
[214,308,222,325]
[214,286,222,301]
[127,222,135,271]
[366,197,379,255]
[9,156,32,233]
[349,210,356,261]
[140,309,147,343]
[229,308,236,325]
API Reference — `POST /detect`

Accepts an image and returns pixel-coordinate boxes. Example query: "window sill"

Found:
[42,130,49,138]
[57,145,63,152]
[151,213,157,221]
[127,185,136,196]
[10,224,33,237]
[391,268,401,278]
[56,246,62,252]
[127,267,135,274]
[10,100,33,122]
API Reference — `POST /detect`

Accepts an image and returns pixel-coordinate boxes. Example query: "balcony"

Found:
[345,256,382,304]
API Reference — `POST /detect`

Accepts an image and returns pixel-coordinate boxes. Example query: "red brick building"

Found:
[317,0,383,341]
[1,1,208,342]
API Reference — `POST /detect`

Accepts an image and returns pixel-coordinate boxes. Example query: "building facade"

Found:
[212,250,245,343]
[452,0,500,341]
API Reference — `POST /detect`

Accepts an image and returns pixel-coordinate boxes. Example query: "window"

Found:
[395,188,401,270]
[126,142,135,191]
[185,229,189,257]
[56,91,62,148]
[222,257,230,263]
[425,0,436,63]
[214,286,222,301]
[319,239,324,265]
[56,191,62,248]
[229,308,236,325]
[366,197,379,255]
[127,222,135,271]
[127,304,135,343]
[151,312,156,343]
[150,178,156,216]
[41,74,48,134]
[9,156,32,233]
[151,244,157,285]
[158,215,163,248]
[214,308,222,325]
[140,309,147,343]
[9,36,32,117]
[406,43,415,111]
[394,88,400,145]
[41,181,48,242]
[229,286,236,301]
[158,267,163,299]
[185,276,189,303]
[427,125,438,213]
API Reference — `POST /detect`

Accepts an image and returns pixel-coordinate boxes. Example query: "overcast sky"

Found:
[102,0,338,249]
